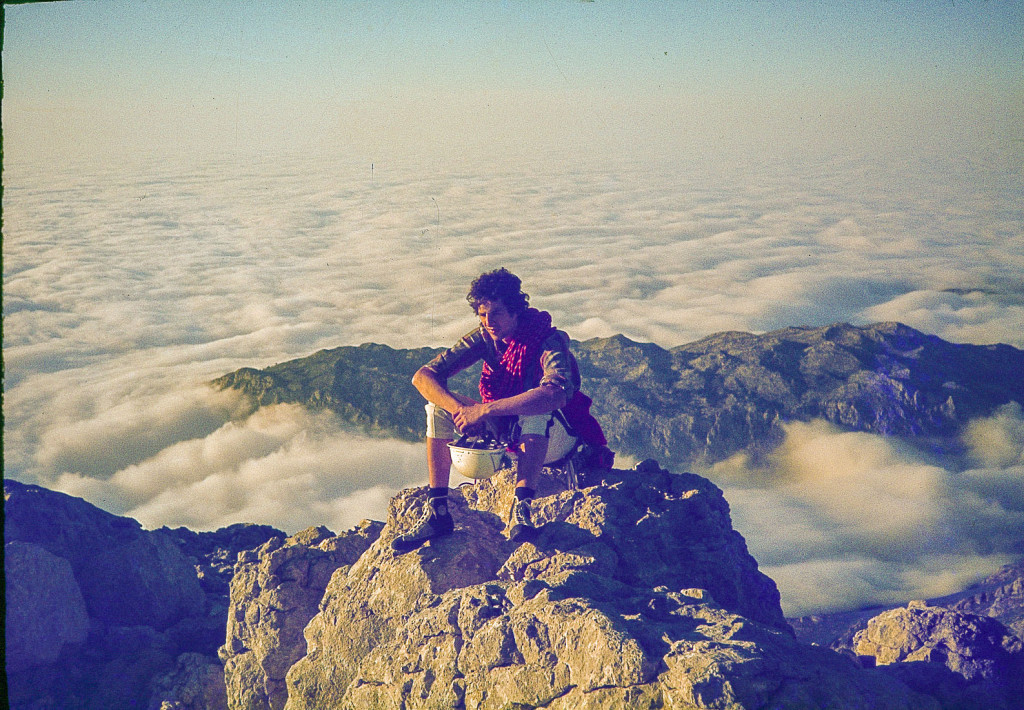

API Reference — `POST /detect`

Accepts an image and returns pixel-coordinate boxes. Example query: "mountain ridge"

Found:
[213,321,1024,468]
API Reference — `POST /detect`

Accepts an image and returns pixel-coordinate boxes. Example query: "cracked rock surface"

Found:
[279,465,932,709]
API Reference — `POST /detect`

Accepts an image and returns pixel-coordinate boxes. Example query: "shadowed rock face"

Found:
[3,479,283,710]
[854,601,1023,682]
[4,541,90,674]
[4,480,206,630]
[213,322,1024,467]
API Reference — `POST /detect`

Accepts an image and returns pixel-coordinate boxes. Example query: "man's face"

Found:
[476,299,519,343]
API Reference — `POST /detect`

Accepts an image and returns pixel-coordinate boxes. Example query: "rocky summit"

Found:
[270,464,936,710]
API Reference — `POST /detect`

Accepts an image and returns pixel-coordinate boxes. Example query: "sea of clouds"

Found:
[4,144,1023,615]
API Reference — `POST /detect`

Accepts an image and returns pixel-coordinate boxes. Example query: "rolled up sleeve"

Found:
[423,328,487,383]
[538,332,579,400]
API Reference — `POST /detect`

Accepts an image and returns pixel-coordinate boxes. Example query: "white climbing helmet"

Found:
[448,436,512,480]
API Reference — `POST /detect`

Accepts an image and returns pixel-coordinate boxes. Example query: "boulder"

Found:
[789,558,1024,651]
[219,522,383,710]
[853,601,1024,707]
[4,540,90,673]
[4,480,206,630]
[853,601,1024,680]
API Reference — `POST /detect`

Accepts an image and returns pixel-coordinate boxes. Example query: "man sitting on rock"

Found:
[393,267,610,553]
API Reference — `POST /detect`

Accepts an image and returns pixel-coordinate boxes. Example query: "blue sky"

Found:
[5,0,1022,164]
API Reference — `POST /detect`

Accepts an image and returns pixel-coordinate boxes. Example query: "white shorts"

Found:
[424,403,577,464]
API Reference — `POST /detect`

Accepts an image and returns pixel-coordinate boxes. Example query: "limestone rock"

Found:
[282,467,934,709]
[4,479,206,630]
[220,522,383,710]
[340,581,932,710]
[4,541,90,673]
[286,492,511,710]
[853,602,1024,707]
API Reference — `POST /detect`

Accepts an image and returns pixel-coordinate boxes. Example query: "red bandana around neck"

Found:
[478,308,555,402]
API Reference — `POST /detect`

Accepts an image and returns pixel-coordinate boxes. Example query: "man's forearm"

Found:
[412,366,476,414]
[481,384,567,418]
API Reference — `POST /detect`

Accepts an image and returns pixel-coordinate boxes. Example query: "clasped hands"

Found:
[450,395,491,435]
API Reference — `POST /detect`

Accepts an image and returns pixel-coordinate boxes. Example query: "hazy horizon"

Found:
[4,0,1023,616]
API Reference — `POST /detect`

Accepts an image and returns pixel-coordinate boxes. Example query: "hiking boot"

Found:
[392,505,454,553]
[507,497,537,543]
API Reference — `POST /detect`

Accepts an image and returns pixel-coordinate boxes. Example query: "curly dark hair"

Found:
[466,267,530,315]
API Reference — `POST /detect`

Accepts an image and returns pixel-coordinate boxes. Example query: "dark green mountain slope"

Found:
[213,344,481,441]
[212,322,1024,468]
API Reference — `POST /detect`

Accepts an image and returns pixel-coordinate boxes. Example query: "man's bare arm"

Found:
[481,384,567,417]
[412,366,478,414]
[454,384,567,431]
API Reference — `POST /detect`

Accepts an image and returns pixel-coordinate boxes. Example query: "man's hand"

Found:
[414,367,485,432]
[453,402,490,433]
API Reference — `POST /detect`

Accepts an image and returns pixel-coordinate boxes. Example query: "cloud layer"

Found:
[716,405,1024,616]
[4,145,1022,615]
[53,399,425,535]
